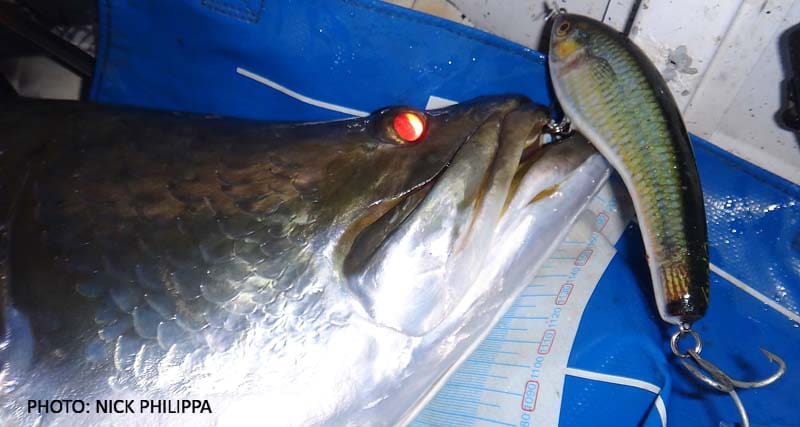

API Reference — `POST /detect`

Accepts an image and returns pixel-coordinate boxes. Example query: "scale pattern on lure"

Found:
[548,13,709,324]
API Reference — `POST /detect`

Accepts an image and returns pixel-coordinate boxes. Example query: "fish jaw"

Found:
[368,136,611,425]
[345,106,550,336]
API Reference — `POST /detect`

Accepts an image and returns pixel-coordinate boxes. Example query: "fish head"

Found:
[291,96,531,238]
[338,98,556,335]
[548,13,595,68]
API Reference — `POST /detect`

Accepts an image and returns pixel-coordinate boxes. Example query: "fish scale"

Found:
[1,102,329,391]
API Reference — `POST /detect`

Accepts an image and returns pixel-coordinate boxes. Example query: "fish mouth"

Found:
[344,100,554,336]
[343,100,547,275]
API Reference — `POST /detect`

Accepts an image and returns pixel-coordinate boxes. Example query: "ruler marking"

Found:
[423,408,516,427]
[495,327,528,332]
[439,382,522,397]
[472,348,520,355]
[428,400,498,413]
[465,359,529,369]
[476,401,501,408]
[482,337,541,344]
[453,371,509,380]
[502,315,548,319]
[428,396,488,409]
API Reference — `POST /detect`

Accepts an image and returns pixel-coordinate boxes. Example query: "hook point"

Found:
[760,348,783,365]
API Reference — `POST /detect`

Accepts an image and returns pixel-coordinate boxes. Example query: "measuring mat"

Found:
[413,181,631,427]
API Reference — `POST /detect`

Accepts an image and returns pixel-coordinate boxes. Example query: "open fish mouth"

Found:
[343,99,599,337]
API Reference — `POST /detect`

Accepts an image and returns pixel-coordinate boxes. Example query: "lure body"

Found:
[548,13,709,324]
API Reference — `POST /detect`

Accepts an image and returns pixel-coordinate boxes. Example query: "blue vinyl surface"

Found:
[92,0,551,120]
[91,1,800,425]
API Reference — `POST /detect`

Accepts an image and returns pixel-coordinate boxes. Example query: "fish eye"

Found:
[392,111,426,143]
[374,108,428,145]
[556,21,571,36]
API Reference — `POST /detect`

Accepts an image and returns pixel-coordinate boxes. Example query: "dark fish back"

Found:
[1,101,321,388]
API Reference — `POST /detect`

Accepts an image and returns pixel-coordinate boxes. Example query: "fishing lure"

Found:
[546,10,786,426]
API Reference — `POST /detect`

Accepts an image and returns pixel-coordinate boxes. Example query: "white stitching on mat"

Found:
[710,263,800,324]
[236,67,370,117]
[565,367,667,427]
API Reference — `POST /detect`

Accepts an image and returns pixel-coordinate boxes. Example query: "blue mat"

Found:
[91,1,800,425]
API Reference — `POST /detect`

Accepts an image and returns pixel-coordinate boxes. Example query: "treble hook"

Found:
[670,325,787,427]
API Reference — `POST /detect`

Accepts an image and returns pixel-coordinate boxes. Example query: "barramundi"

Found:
[0,96,610,426]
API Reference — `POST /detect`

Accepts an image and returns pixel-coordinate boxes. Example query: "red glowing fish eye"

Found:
[392,111,425,143]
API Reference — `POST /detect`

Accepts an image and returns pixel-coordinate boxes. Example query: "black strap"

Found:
[0,3,94,79]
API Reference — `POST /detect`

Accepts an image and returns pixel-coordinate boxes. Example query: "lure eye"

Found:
[556,21,571,36]
[392,111,426,143]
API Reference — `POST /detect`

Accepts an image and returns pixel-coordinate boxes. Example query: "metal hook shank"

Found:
[680,348,786,392]
[680,350,734,392]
